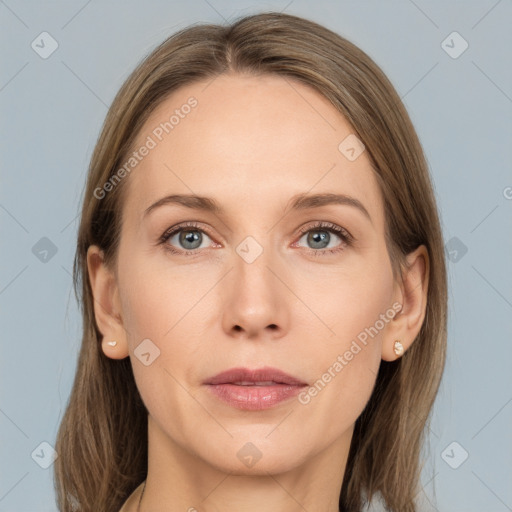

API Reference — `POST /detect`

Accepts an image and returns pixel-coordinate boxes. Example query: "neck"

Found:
[137,415,352,512]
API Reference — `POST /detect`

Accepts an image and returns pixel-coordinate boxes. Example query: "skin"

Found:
[87,73,429,512]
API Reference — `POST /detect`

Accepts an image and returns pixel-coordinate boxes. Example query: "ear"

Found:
[381,245,429,361]
[87,245,129,359]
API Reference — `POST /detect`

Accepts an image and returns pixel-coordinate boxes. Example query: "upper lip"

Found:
[203,367,308,386]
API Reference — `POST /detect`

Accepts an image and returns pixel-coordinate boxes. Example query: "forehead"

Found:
[123,73,383,224]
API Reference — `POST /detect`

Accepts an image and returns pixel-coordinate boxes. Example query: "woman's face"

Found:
[97,73,405,475]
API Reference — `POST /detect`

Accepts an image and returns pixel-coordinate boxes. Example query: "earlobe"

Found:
[87,245,129,359]
[393,339,404,357]
[100,338,129,360]
[381,245,429,362]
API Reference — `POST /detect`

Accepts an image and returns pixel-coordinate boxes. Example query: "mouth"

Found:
[203,367,308,410]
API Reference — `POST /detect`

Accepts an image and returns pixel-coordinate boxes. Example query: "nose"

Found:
[221,245,289,340]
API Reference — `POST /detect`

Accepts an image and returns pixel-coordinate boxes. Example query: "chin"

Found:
[193,433,314,476]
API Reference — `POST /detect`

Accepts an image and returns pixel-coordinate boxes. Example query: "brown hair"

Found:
[54,11,447,512]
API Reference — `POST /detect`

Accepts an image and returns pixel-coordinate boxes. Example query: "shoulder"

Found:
[118,482,145,512]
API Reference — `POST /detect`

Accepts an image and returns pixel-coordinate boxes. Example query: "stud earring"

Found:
[107,341,117,347]
[393,340,404,357]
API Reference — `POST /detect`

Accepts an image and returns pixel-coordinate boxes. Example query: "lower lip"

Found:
[205,383,305,410]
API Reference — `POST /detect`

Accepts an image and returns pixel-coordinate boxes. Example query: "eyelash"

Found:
[158,221,354,257]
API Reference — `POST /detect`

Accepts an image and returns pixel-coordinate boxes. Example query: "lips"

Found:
[203,367,308,411]
[203,367,307,386]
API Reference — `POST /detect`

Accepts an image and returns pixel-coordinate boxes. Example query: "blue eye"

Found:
[294,221,353,256]
[159,221,353,257]
[299,228,341,250]
[169,228,209,250]
[159,222,213,256]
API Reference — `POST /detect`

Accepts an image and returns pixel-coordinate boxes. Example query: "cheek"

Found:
[117,262,206,436]
[117,245,197,342]
[296,253,393,423]
[307,249,395,349]
[116,229,393,433]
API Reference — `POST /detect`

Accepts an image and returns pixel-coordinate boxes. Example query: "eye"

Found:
[158,220,354,257]
[294,221,353,256]
[159,221,215,256]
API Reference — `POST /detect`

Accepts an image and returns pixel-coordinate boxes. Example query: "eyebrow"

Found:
[143,192,371,222]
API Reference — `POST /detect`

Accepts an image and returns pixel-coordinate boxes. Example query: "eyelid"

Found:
[159,221,216,243]
[158,220,355,255]
[291,221,354,257]
[296,221,354,242]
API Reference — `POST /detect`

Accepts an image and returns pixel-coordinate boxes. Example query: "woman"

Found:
[54,12,447,512]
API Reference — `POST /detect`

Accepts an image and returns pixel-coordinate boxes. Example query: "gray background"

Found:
[1,1,511,511]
